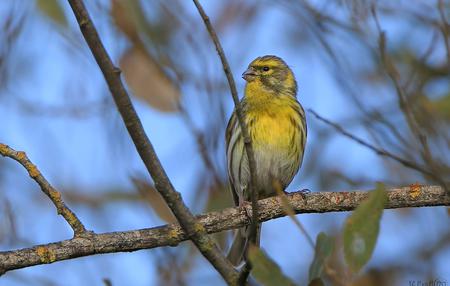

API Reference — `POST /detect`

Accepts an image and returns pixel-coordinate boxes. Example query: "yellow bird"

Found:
[226,55,307,265]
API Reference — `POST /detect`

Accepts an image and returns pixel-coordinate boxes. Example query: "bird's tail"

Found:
[227,224,261,266]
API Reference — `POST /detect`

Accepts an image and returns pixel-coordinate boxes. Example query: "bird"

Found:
[225,55,307,266]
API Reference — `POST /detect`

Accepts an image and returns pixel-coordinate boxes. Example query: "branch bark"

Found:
[1,185,447,276]
[66,0,238,284]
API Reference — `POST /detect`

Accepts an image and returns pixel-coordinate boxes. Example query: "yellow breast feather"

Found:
[244,93,301,152]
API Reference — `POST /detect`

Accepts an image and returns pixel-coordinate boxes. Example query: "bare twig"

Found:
[178,103,222,187]
[371,6,447,191]
[66,0,238,284]
[372,8,425,144]
[191,1,259,281]
[1,185,447,276]
[437,0,450,67]
[0,143,87,236]
[307,109,436,179]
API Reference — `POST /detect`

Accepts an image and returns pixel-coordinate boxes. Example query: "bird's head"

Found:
[242,55,297,96]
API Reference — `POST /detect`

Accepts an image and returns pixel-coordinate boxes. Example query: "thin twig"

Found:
[191,0,260,280]
[307,109,437,179]
[372,7,425,144]
[178,103,222,187]
[0,143,87,236]
[371,6,447,191]
[1,185,447,276]
[437,0,450,67]
[67,1,238,284]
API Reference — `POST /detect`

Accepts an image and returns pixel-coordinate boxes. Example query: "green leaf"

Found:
[248,245,297,286]
[308,232,335,282]
[431,93,450,120]
[36,0,67,27]
[343,183,387,272]
[308,278,325,286]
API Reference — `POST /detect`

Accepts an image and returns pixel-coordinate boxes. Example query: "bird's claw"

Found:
[240,201,254,224]
[298,188,311,201]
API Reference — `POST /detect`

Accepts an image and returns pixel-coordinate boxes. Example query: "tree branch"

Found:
[0,143,87,236]
[1,185,447,276]
[192,0,260,254]
[66,0,238,284]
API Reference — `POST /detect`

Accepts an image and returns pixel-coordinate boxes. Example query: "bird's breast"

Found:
[247,106,299,152]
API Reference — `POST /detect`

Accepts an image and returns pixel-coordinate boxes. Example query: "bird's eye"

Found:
[262,66,270,71]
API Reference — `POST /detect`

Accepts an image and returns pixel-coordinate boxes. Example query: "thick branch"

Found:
[0,143,87,236]
[1,185,447,276]
[66,0,237,283]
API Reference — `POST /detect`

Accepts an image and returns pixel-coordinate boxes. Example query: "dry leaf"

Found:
[112,0,180,112]
[409,182,421,200]
[120,46,180,112]
[111,0,138,40]
[133,177,176,223]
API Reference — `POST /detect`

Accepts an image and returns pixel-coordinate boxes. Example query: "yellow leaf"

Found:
[120,46,180,112]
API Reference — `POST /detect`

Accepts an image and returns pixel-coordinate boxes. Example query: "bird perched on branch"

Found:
[226,55,307,266]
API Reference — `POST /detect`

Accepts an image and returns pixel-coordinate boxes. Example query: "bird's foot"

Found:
[240,201,254,223]
[298,188,311,201]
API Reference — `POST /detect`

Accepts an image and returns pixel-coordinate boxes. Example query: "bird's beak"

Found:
[242,67,256,81]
